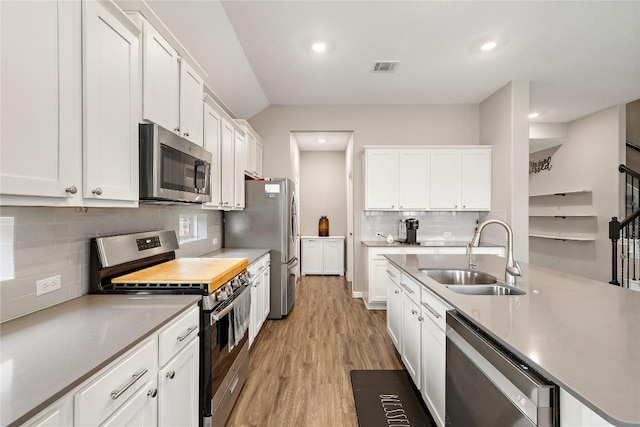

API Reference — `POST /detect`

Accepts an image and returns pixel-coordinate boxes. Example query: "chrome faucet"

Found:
[468,219,522,285]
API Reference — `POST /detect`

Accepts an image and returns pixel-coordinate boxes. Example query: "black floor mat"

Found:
[350,370,436,427]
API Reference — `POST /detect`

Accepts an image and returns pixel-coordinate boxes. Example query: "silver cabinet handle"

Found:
[183,132,190,137]
[111,368,148,400]
[65,186,77,194]
[418,316,424,322]
[421,302,441,319]
[385,269,396,278]
[166,371,176,380]
[394,290,400,294]
[236,203,240,206]
[400,283,415,294]
[147,388,158,398]
[463,205,466,208]
[92,188,103,196]
[176,325,197,342]
[174,127,180,133]
[391,205,394,208]
[454,205,458,208]
[411,309,418,315]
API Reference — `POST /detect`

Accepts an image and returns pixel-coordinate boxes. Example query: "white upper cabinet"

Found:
[428,147,492,211]
[220,119,236,209]
[83,0,140,204]
[178,60,204,146]
[429,150,460,210]
[203,102,222,208]
[236,119,263,179]
[134,14,204,146]
[256,140,264,178]
[233,131,246,209]
[364,149,428,210]
[141,21,179,133]
[460,149,491,210]
[0,0,82,204]
[365,150,397,210]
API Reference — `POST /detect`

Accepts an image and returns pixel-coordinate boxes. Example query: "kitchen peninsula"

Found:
[385,253,640,426]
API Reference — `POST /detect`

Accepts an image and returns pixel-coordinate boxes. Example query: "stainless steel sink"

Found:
[445,284,526,296]
[420,269,498,285]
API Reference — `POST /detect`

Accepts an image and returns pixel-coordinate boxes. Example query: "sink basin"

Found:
[420,269,498,285]
[446,284,526,296]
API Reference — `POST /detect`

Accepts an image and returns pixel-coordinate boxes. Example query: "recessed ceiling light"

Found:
[528,112,540,119]
[480,41,497,51]
[318,138,327,144]
[311,42,327,53]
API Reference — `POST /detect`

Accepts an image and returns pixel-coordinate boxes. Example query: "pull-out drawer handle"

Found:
[400,283,415,294]
[385,269,396,278]
[421,302,441,319]
[111,368,148,400]
[177,325,198,342]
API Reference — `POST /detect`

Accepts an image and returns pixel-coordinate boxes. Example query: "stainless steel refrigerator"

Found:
[224,178,298,319]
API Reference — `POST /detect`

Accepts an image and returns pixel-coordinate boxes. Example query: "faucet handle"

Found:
[508,260,523,277]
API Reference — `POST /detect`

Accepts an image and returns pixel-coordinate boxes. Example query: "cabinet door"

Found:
[141,21,179,133]
[158,338,199,427]
[262,262,271,321]
[0,0,82,202]
[26,393,73,427]
[323,239,344,275]
[244,132,256,176]
[220,119,235,208]
[301,239,323,275]
[249,280,258,347]
[421,314,446,427]
[255,140,263,178]
[398,150,428,209]
[429,150,460,210]
[233,131,246,209]
[101,380,157,427]
[83,0,139,203]
[178,60,204,146]
[370,260,389,303]
[386,280,402,351]
[401,294,421,389]
[460,149,491,210]
[365,150,397,210]
[203,103,222,208]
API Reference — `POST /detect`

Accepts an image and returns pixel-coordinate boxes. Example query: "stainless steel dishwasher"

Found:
[445,312,558,426]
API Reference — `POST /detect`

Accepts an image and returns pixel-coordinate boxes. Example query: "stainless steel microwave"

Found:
[139,123,212,203]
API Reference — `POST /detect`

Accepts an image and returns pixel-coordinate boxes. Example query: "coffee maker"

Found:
[400,218,420,245]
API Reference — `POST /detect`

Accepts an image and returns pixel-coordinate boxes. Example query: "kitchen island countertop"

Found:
[361,239,503,248]
[385,253,640,426]
[0,294,201,427]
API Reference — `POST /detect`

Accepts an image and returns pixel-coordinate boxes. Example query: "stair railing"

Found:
[609,164,640,287]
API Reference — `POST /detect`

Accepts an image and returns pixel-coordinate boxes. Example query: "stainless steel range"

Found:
[89,230,250,427]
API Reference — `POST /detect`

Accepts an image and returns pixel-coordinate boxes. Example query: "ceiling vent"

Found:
[371,61,399,73]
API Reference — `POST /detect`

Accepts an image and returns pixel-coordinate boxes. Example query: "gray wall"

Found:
[479,81,531,261]
[299,151,347,237]
[249,104,480,294]
[529,104,625,282]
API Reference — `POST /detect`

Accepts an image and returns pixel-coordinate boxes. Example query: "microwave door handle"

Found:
[194,160,209,194]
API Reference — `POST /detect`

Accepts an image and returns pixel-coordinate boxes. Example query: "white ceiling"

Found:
[147,1,640,123]
[293,131,352,151]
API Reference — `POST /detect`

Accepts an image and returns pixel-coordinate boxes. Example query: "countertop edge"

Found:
[5,296,201,427]
[384,255,640,427]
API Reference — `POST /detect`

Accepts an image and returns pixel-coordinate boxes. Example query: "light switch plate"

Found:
[36,275,61,296]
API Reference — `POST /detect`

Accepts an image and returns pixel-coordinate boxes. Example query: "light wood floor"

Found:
[226,275,404,427]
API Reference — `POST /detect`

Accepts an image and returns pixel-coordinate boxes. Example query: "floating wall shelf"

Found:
[529,190,591,198]
[529,233,596,242]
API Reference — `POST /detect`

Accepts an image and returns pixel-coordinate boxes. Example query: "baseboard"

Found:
[352,291,363,298]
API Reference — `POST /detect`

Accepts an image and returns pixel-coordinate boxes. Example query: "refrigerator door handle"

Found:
[285,257,299,268]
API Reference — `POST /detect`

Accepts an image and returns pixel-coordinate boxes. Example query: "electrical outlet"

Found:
[212,238,218,245]
[444,232,452,237]
[36,275,61,296]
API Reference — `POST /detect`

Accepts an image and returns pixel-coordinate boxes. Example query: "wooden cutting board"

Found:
[112,258,249,293]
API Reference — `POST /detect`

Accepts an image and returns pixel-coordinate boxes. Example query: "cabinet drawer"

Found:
[75,336,158,426]
[385,262,400,285]
[399,273,421,303]
[159,305,200,366]
[420,288,452,331]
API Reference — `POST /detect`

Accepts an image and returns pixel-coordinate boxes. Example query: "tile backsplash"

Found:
[0,205,223,322]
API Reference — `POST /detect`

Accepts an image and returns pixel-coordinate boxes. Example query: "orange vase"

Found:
[318,216,329,237]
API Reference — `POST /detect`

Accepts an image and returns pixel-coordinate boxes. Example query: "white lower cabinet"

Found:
[24,304,200,427]
[401,292,421,388]
[385,265,402,350]
[301,237,345,275]
[560,389,614,427]
[249,254,271,347]
[158,338,199,427]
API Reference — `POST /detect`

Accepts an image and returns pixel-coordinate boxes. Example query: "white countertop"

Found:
[385,253,640,426]
[0,294,200,427]
[200,248,270,265]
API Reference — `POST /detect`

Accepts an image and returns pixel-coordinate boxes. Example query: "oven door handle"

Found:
[211,304,233,324]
